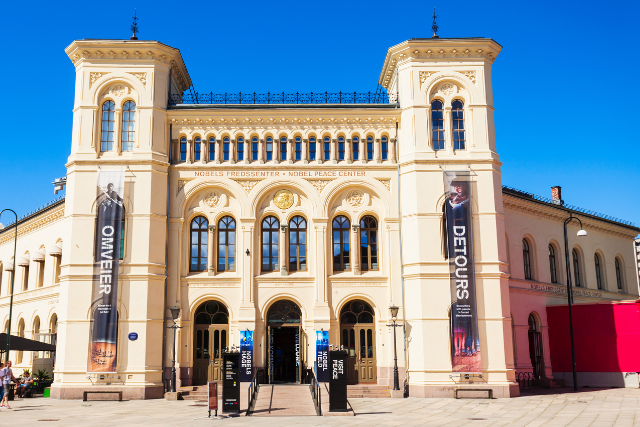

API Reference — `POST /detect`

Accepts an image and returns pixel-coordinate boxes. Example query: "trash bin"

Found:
[8,386,15,401]
[44,387,51,398]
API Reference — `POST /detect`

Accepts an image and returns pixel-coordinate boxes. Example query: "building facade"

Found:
[0,36,638,400]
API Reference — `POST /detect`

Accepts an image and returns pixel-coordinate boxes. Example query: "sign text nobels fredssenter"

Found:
[193,170,367,178]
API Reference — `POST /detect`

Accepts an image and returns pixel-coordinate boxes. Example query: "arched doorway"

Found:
[528,313,544,380]
[266,300,303,383]
[193,301,229,384]
[340,300,376,384]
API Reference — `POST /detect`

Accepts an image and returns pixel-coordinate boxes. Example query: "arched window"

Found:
[121,101,136,151]
[352,136,359,161]
[431,100,444,151]
[251,137,259,161]
[261,216,280,272]
[100,100,116,152]
[267,300,301,325]
[615,257,623,290]
[280,136,287,161]
[452,100,465,150]
[381,136,389,160]
[17,318,25,363]
[266,137,274,161]
[195,300,229,325]
[366,136,374,161]
[594,253,603,290]
[217,216,236,272]
[289,216,307,272]
[208,137,216,161]
[332,216,351,272]
[323,136,331,161]
[294,137,302,161]
[360,216,378,271]
[194,137,202,161]
[549,244,558,284]
[180,137,187,162]
[572,249,582,287]
[309,137,316,161]
[190,217,208,272]
[528,313,544,379]
[340,300,374,324]
[522,239,532,280]
[338,137,345,161]
[223,137,230,161]
[237,137,244,161]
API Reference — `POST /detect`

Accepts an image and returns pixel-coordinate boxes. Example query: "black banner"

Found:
[444,172,481,373]
[240,330,253,382]
[88,169,125,373]
[329,350,348,412]
[222,352,241,413]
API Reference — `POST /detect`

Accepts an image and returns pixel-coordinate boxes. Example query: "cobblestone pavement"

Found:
[1,388,639,426]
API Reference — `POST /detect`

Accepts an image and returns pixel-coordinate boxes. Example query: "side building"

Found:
[0,36,637,400]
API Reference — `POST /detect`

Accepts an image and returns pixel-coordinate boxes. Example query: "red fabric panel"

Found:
[546,301,640,373]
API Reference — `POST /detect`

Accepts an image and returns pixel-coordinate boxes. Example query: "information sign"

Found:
[208,382,218,415]
[329,350,348,412]
[222,352,241,413]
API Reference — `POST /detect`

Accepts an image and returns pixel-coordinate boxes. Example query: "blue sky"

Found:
[0,0,638,230]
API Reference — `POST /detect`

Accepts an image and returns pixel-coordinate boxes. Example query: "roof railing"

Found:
[168,91,397,106]
[0,195,65,229]
[502,185,635,227]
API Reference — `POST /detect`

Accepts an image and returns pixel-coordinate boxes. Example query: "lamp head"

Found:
[577,229,587,237]
[389,304,399,319]
[169,307,181,320]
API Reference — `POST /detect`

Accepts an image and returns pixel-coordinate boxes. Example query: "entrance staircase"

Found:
[178,385,220,401]
[347,384,391,398]
[251,384,317,416]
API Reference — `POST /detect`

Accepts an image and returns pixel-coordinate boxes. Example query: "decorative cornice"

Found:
[129,72,147,87]
[0,205,65,246]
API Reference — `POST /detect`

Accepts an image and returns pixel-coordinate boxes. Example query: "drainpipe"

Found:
[394,121,409,392]
[162,123,173,391]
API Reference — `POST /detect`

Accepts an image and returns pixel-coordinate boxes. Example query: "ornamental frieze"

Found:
[0,206,65,246]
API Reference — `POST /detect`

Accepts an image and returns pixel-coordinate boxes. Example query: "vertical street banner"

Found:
[316,330,329,382]
[443,172,481,373]
[240,330,253,382]
[88,169,125,373]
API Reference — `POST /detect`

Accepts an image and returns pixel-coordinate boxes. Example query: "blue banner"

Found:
[316,330,329,382]
[240,330,253,382]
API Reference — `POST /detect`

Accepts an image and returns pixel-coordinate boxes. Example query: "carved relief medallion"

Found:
[110,84,128,96]
[273,189,294,209]
[440,83,457,95]
[204,191,221,208]
[346,190,364,207]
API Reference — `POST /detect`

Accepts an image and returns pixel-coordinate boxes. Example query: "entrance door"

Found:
[528,313,544,379]
[193,301,229,385]
[340,300,377,384]
[266,300,303,383]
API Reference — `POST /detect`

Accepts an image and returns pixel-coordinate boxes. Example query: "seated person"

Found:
[16,371,34,398]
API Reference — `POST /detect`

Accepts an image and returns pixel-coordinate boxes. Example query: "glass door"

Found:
[208,326,227,382]
[356,326,376,383]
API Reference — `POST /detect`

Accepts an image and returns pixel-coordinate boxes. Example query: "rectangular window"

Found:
[338,139,345,161]
[237,139,244,161]
[367,138,373,161]
[194,138,201,161]
[180,139,187,162]
[352,138,359,160]
[295,140,301,161]
[309,138,316,161]
[381,138,388,160]
[266,138,273,161]
[280,139,287,161]
[252,139,258,161]
[208,138,215,161]
[324,139,330,161]
[432,101,445,150]
[223,140,230,161]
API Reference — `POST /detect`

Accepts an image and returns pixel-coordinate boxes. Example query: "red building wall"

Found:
[547,301,640,373]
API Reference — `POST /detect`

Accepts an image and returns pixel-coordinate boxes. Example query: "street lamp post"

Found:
[388,304,401,391]
[563,211,587,392]
[1,209,18,364]
[167,307,183,393]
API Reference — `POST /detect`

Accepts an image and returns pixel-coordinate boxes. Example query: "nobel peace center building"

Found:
[0,35,638,400]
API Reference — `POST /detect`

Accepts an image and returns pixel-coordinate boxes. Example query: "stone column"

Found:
[314,220,328,302]
[215,139,221,164]
[444,106,453,155]
[360,138,366,164]
[244,139,250,164]
[186,139,193,164]
[171,139,178,164]
[287,138,294,164]
[389,138,397,163]
[200,140,207,164]
[230,139,236,164]
[208,225,216,276]
[258,139,265,164]
[302,139,308,164]
[280,224,288,276]
[330,139,337,164]
[375,138,382,164]
[113,108,121,153]
[352,224,360,275]
[346,138,352,164]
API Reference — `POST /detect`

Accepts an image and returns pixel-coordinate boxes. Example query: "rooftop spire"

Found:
[130,9,139,40]
[431,8,439,38]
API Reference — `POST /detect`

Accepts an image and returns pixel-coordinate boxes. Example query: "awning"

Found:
[48,241,62,256]
[0,334,56,352]
[16,254,30,267]
[3,261,13,271]
[32,248,46,262]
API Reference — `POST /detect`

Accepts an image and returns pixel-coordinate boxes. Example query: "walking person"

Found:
[0,363,5,403]
[1,361,16,409]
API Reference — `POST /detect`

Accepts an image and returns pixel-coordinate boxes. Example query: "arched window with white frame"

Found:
[309,137,316,161]
[237,136,244,161]
[294,137,302,161]
[252,137,259,161]
[338,137,345,161]
[594,253,604,290]
[121,100,136,151]
[194,137,202,161]
[431,100,444,151]
[180,137,187,162]
[548,244,558,284]
[381,136,389,160]
[615,257,624,290]
[289,216,307,272]
[217,216,236,272]
[572,249,582,287]
[262,216,280,272]
[366,136,374,161]
[266,137,274,161]
[101,100,116,152]
[360,216,378,271]
[352,136,359,161]
[208,136,216,162]
[280,136,287,161]
[522,239,532,280]
[223,137,230,161]
[452,100,466,150]
[190,217,208,272]
[323,136,331,161]
[332,216,351,272]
